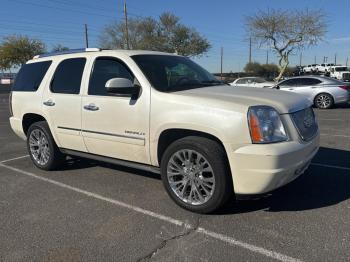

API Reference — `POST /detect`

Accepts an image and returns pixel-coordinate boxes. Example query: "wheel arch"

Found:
[21,113,60,146]
[22,113,47,136]
[156,128,228,166]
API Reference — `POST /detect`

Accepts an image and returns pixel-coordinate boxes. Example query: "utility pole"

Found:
[124,0,130,49]
[220,47,223,81]
[346,57,349,66]
[314,56,316,64]
[84,24,89,48]
[334,53,337,65]
[249,37,252,64]
[266,50,269,64]
[299,52,302,67]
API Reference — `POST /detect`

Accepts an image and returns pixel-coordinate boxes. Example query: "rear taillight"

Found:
[339,86,350,91]
[9,91,13,117]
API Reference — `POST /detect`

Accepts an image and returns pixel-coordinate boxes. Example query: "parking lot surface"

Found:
[1,93,350,262]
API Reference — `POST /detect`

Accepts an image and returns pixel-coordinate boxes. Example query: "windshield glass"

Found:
[131,55,222,92]
[335,67,348,71]
[251,77,266,83]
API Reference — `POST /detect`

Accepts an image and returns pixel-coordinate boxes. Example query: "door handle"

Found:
[84,103,99,111]
[288,88,294,90]
[43,100,55,106]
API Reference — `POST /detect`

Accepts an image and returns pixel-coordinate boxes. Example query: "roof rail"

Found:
[33,48,101,59]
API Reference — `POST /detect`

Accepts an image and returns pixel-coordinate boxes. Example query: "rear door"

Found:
[42,57,87,152]
[280,78,321,101]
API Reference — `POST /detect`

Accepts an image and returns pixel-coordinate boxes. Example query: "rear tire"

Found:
[27,121,65,170]
[314,93,334,109]
[160,136,233,214]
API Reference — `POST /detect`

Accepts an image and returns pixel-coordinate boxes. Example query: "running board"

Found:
[60,149,161,174]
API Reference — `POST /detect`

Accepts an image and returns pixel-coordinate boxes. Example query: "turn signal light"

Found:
[249,111,263,143]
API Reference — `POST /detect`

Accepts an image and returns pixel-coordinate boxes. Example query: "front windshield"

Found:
[131,55,222,92]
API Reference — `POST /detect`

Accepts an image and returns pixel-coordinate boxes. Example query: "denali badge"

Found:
[125,130,145,136]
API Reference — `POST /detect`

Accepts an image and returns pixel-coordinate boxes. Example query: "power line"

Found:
[0,19,101,33]
[0,25,99,38]
[6,0,117,19]
[43,0,115,13]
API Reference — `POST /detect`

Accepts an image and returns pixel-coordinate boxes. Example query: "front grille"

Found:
[343,73,350,81]
[290,107,318,141]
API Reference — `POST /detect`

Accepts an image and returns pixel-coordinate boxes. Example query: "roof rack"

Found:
[33,48,101,59]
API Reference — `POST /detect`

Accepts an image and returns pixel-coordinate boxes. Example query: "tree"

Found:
[0,35,46,68]
[99,12,211,57]
[51,44,69,52]
[244,62,279,79]
[0,53,11,72]
[246,9,327,81]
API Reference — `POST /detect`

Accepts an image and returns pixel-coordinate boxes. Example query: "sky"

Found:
[1,0,350,72]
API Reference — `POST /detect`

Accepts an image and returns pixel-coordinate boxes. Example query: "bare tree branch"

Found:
[246,9,327,81]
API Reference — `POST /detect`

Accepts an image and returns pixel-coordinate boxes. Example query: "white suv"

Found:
[330,66,350,81]
[9,48,320,213]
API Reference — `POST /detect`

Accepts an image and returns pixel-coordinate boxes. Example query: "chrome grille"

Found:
[343,73,350,81]
[290,107,318,141]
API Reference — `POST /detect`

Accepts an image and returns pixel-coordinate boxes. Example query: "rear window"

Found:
[12,61,52,92]
[51,58,86,94]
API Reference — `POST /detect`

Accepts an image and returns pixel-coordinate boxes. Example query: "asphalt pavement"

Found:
[0,93,350,262]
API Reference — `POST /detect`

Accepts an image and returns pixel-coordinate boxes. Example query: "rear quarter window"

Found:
[12,61,52,92]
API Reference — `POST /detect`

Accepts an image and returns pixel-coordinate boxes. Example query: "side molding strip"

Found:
[57,126,145,141]
[60,148,160,174]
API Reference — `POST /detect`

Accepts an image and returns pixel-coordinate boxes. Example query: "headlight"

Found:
[248,106,288,143]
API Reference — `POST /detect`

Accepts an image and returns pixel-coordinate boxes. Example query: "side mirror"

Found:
[105,78,140,97]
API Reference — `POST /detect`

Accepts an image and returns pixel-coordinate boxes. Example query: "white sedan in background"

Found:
[229,77,275,88]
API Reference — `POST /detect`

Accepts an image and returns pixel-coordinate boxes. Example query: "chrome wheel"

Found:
[167,149,215,205]
[29,129,50,166]
[316,94,331,109]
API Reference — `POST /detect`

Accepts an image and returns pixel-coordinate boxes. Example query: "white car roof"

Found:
[28,48,180,64]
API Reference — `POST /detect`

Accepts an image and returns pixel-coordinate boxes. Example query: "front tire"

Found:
[314,93,334,109]
[27,121,65,170]
[160,136,233,214]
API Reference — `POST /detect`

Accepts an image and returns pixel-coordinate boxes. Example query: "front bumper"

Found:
[226,133,320,195]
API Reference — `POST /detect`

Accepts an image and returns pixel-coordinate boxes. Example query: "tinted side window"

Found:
[12,61,52,92]
[279,79,298,87]
[89,57,134,96]
[236,79,246,84]
[299,78,322,86]
[51,58,86,94]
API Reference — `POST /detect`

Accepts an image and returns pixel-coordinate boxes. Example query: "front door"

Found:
[81,56,150,164]
[42,57,87,152]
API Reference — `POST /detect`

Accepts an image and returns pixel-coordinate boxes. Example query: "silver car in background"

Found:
[229,77,275,88]
[275,76,350,109]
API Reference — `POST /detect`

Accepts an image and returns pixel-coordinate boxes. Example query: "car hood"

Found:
[174,85,312,114]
